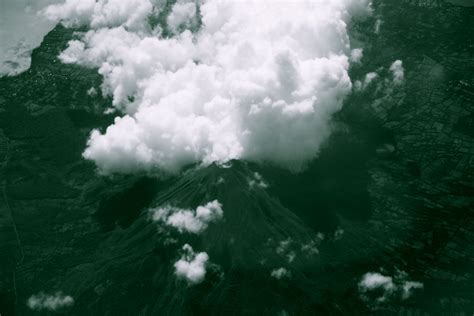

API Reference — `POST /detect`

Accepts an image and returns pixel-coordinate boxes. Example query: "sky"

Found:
[0,0,63,75]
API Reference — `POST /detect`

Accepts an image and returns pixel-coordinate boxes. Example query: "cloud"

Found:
[354,71,378,91]
[248,172,268,189]
[167,0,198,34]
[276,238,296,263]
[27,292,74,311]
[389,60,404,85]
[42,0,154,31]
[151,200,223,234]
[354,59,404,94]
[401,281,424,300]
[271,267,291,280]
[359,272,396,297]
[301,240,320,256]
[374,18,382,34]
[350,48,363,63]
[333,227,344,240]
[358,271,423,305]
[174,244,209,284]
[269,233,325,261]
[45,0,372,174]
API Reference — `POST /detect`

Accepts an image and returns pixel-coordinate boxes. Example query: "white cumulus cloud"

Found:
[354,71,378,91]
[42,0,154,31]
[174,244,209,284]
[167,0,198,34]
[359,272,396,297]
[45,0,372,174]
[389,60,404,85]
[151,200,223,234]
[350,48,363,63]
[276,238,297,263]
[358,271,423,305]
[248,172,268,189]
[401,280,424,300]
[27,292,74,311]
[271,267,291,280]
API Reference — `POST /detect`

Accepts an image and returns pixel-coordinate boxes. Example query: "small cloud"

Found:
[358,270,423,306]
[364,72,378,87]
[374,18,383,34]
[276,238,296,263]
[167,0,198,34]
[271,267,291,280]
[350,48,363,63]
[354,72,378,91]
[334,227,344,241]
[174,244,209,285]
[301,241,319,256]
[276,238,291,255]
[87,87,97,97]
[286,251,296,263]
[390,60,405,85]
[151,200,223,234]
[375,143,395,157]
[301,233,325,256]
[42,0,153,31]
[401,281,424,300]
[359,272,396,299]
[248,172,268,189]
[27,292,74,311]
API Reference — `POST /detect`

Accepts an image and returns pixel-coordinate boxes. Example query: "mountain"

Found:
[61,161,340,315]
